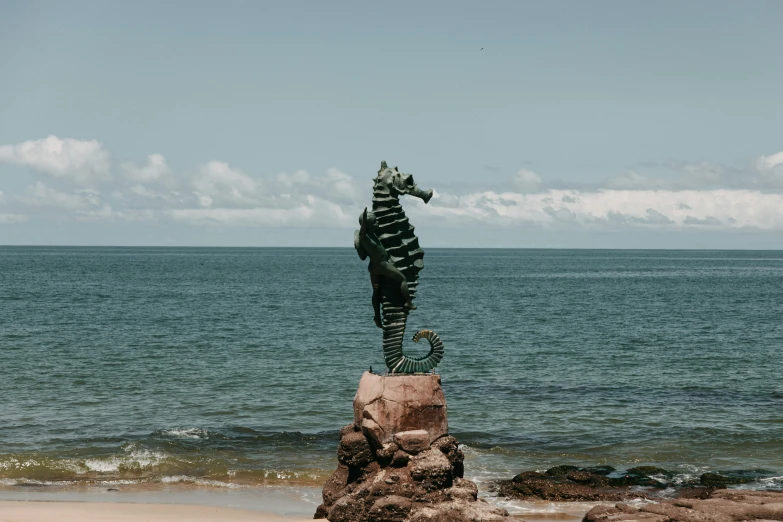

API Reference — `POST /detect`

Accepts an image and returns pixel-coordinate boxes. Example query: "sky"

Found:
[1,0,782,248]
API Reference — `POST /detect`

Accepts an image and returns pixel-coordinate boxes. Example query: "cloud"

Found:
[415,188,783,231]
[0,135,110,184]
[607,208,674,226]
[0,213,28,224]
[169,196,353,227]
[121,154,172,183]
[192,161,260,207]
[511,169,541,192]
[683,216,722,226]
[17,182,102,211]
[606,170,669,190]
[6,143,783,238]
[757,151,783,171]
[604,152,783,191]
[275,167,364,205]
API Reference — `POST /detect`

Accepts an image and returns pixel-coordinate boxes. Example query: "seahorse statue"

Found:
[354,161,445,373]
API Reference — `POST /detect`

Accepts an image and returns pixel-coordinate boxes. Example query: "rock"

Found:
[583,490,783,522]
[585,465,615,476]
[362,418,384,449]
[700,473,730,487]
[546,465,581,478]
[410,449,453,490]
[328,495,368,522]
[628,466,673,478]
[566,470,609,487]
[338,431,373,468]
[314,504,329,519]
[583,505,668,522]
[445,478,479,501]
[368,495,412,522]
[375,442,398,465]
[319,373,507,521]
[700,472,755,487]
[391,450,410,468]
[322,464,350,505]
[711,488,783,503]
[340,424,359,437]
[408,500,509,522]
[354,372,448,445]
[675,487,715,499]
[500,463,693,502]
[432,435,464,478]
[499,470,648,502]
[394,430,430,454]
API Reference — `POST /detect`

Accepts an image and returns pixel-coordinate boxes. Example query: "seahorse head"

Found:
[375,161,433,204]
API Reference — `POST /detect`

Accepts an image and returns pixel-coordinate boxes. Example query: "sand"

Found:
[0,500,313,522]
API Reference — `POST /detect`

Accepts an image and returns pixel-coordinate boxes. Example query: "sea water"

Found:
[1,247,782,507]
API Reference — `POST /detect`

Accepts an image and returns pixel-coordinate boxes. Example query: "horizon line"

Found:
[2,244,782,252]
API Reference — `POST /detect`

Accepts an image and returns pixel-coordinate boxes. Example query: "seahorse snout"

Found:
[412,187,433,204]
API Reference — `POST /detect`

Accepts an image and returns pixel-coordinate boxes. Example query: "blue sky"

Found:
[1,1,782,248]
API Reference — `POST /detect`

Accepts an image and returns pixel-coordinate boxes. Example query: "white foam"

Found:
[160,428,209,439]
[80,448,168,474]
[83,457,122,473]
[159,475,246,489]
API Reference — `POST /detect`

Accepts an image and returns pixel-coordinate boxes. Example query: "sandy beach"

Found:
[0,500,313,522]
[0,499,581,521]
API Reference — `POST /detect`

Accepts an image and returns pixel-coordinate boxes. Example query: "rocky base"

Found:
[498,465,779,502]
[583,489,783,522]
[315,424,508,522]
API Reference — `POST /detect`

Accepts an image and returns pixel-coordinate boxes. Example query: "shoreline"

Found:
[0,485,596,521]
[0,485,320,519]
[0,500,313,522]
[0,499,589,522]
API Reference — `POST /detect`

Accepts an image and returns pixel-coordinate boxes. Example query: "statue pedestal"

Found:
[353,371,448,448]
[315,372,509,521]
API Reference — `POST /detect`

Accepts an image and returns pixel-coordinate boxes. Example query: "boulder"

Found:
[498,464,692,502]
[582,490,783,522]
[337,431,372,468]
[498,470,649,502]
[318,373,508,521]
[410,449,453,490]
[354,372,448,445]
[368,495,412,522]
[322,464,350,505]
[394,430,430,454]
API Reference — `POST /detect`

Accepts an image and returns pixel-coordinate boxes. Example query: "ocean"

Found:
[1,247,782,512]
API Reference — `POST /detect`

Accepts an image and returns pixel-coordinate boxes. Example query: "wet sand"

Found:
[0,485,597,522]
[0,500,587,522]
[0,500,313,521]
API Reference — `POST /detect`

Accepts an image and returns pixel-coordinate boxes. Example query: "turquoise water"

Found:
[1,247,782,493]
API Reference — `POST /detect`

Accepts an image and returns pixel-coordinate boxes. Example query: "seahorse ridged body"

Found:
[369,163,444,373]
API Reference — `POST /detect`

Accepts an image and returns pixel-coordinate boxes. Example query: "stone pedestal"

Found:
[354,372,448,448]
[315,372,508,522]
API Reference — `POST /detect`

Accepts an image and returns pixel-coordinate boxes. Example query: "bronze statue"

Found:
[354,162,444,373]
[355,207,416,327]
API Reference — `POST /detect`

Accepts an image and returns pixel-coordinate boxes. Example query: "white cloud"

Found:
[192,161,260,207]
[169,196,352,227]
[417,188,783,231]
[17,182,102,211]
[0,135,110,184]
[757,151,783,171]
[512,169,541,192]
[5,144,783,237]
[121,154,172,183]
[0,213,28,224]
[274,167,363,205]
